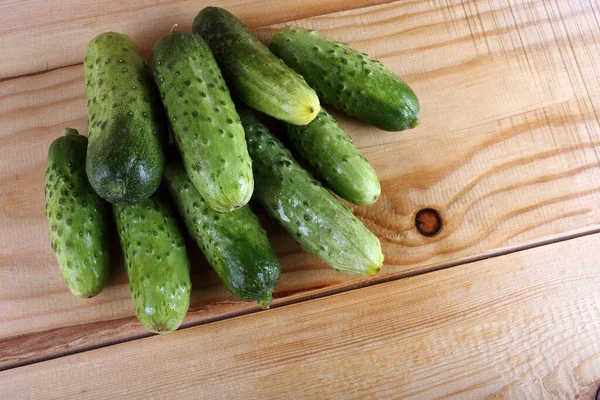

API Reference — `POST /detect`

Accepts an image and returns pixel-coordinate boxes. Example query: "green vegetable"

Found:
[164,162,280,308]
[114,192,191,333]
[151,31,253,212]
[193,7,320,125]
[239,107,383,275]
[45,128,110,298]
[283,109,380,205]
[85,32,166,204]
[270,27,420,131]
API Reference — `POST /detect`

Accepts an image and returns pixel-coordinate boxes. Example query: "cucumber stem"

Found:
[64,128,79,136]
[257,291,273,310]
[410,117,421,129]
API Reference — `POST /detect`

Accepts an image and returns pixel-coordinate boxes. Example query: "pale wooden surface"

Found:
[3,234,600,399]
[0,0,389,80]
[1,0,600,369]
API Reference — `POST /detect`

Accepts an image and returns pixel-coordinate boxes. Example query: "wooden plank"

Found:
[0,0,389,79]
[3,234,600,399]
[2,0,600,369]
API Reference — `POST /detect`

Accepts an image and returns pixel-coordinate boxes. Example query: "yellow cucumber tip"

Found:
[289,99,320,126]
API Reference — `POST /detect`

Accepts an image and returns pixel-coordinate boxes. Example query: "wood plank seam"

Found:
[0,0,399,80]
[2,233,599,399]
[0,1,404,83]
[3,225,599,373]
[0,63,80,84]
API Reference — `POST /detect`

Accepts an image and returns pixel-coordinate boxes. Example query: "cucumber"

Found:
[164,162,280,308]
[270,27,420,131]
[45,128,110,298]
[85,32,166,204]
[284,109,380,205]
[151,31,253,212]
[114,192,191,333]
[193,7,320,126]
[238,107,383,276]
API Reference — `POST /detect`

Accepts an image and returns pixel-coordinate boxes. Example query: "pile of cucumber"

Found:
[44,7,420,334]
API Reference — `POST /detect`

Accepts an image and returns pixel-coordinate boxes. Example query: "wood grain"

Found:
[2,234,600,399]
[0,0,390,80]
[2,0,600,369]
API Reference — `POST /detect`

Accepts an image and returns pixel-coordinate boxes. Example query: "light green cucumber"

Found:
[151,31,253,212]
[45,128,110,298]
[239,106,383,276]
[193,7,320,125]
[114,192,191,333]
[85,32,166,204]
[270,27,420,131]
[284,109,380,205]
[164,162,280,308]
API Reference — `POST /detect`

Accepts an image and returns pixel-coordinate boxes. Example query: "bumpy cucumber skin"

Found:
[114,193,191,333]
[151,31,253,212]
[193,7,320,126]
[164,162,280,308]
[85,32,165,204]
[45,128,110,298]
[238,107,383,276]
[270,27,420,131]
[284,109,380,205]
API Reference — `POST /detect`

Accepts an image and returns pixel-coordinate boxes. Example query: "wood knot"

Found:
[415,208,442,237]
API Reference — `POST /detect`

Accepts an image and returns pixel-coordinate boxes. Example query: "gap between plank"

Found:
[0,63,79,83]
[3,224,600,373]
[0,0,399,82]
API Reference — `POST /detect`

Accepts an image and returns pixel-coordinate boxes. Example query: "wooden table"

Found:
[1,0,600,398]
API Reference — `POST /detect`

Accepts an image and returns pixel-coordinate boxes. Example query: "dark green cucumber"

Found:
[45,128,110,298]
[239,107,383,275]
[284,109,380,205]
[193,7,320,125]
[114,193,191,333]
[270,27,420,131]
[85,32,166,204]
[151,31,253,212]
[164,162,280,308]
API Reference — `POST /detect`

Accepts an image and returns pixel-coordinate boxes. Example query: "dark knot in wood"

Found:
[415,208,443,237]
